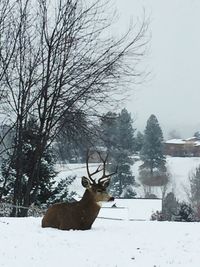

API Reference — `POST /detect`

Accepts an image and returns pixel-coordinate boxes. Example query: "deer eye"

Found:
[96,189,102,193]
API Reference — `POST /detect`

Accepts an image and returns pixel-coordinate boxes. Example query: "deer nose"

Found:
[108,196,115,202]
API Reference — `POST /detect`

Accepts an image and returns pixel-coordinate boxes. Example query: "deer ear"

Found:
[102,179,110,188]
[81,176,91,188]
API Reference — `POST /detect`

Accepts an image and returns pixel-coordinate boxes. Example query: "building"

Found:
[165,137,200,157]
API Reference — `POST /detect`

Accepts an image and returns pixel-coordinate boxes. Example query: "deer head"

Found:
[42,150,116,230]
[81,151,115,202]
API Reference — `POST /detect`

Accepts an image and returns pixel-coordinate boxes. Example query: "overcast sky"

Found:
[112,0,200,139]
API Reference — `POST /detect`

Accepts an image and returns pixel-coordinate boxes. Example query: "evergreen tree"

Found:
[175,203,195,222]
[189,165,200,218]
[135,131,144,152]
[162,192,178,221]
[101,108,136,198]
[117,108,135,153]
[48,176,77,204]
[140,114,166,173]
[0,118,57,211]
[101,109,135,154]
[194,131,200,140]
[139,114,167,196]
[100,111,118,150]
[34,149,57,205]
[109,149,136,198]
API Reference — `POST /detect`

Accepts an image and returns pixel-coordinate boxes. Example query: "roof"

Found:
[165,137,200,147]
[165,139,186,144]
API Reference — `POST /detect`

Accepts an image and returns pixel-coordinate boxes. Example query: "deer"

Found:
[41,151,116,230]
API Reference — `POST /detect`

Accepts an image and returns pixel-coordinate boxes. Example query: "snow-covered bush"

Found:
[48,176,77,204]
[151,211,164,221]
[162,192,179,221]
[175,203,196,222]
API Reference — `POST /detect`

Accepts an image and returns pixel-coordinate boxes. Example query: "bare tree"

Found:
[0,0,148,216]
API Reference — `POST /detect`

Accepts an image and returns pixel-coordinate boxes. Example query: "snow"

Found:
[99,199,162,221]
[133,157,200,202]
[166,157,200,202]
[1,217,200,267]
[165,138,200,147]
[55,157,200,203]
[195,142,200,147]
[1,157,200,266]
[55,163,100,197]
[165,139,186,144]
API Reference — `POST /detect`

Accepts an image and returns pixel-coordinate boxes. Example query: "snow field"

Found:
[0,217,200,267]
[56,157,200,202]
[1,157,200,266]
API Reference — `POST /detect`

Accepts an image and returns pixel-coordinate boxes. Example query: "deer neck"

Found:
[80,189,101,209]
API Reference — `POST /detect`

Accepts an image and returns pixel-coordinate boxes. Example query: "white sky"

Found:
[113,0,200,138]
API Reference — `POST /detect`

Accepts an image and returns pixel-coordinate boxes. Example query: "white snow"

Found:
[165,138,200,147]
[165,139,186,144]
[133,157,200,202]
[55,157,200,202]
[99,199,162,221]
[166,157,200,202]
[1,217,200,267]
[1,157,200,266]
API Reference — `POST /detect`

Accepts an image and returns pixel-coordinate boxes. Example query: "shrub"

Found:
[174,203,196,222]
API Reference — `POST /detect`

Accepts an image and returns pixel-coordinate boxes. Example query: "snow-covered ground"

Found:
[1,217,200,267]
[56,157,200,202]
[0,157,200,267]
[166,157,200,201]
[132,157,200,201]
[1,157,200,267]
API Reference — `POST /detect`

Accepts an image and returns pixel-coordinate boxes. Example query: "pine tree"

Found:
[109,149,136,198]
[0,118,57,210]
[48,176,77,204]
[175,203,195,222]
[140,114,166,173]
[101,109,135,155]
[135,131,144,152]
[101,108,136,198]
[100,111,118,150]
[162,192,178,221]
[139,114,167,196]
[189,165,200,218]
[117,108,135,153]
[194,131,200,140]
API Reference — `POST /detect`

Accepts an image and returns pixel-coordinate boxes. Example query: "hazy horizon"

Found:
[113,0,200,139]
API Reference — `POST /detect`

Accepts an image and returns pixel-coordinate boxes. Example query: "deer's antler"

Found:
[97,151,117,183]
[86,149,117,184]
[86,149,103,183]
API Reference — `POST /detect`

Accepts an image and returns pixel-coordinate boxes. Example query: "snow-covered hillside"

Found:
[1,217,200,267]
[56,157,200,202]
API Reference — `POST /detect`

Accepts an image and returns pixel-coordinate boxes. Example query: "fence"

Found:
[0,202,45,217]
[0,198,162,221]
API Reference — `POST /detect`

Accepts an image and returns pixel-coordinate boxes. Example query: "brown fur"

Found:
[42,187,113,230]
[42,151,116,230]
